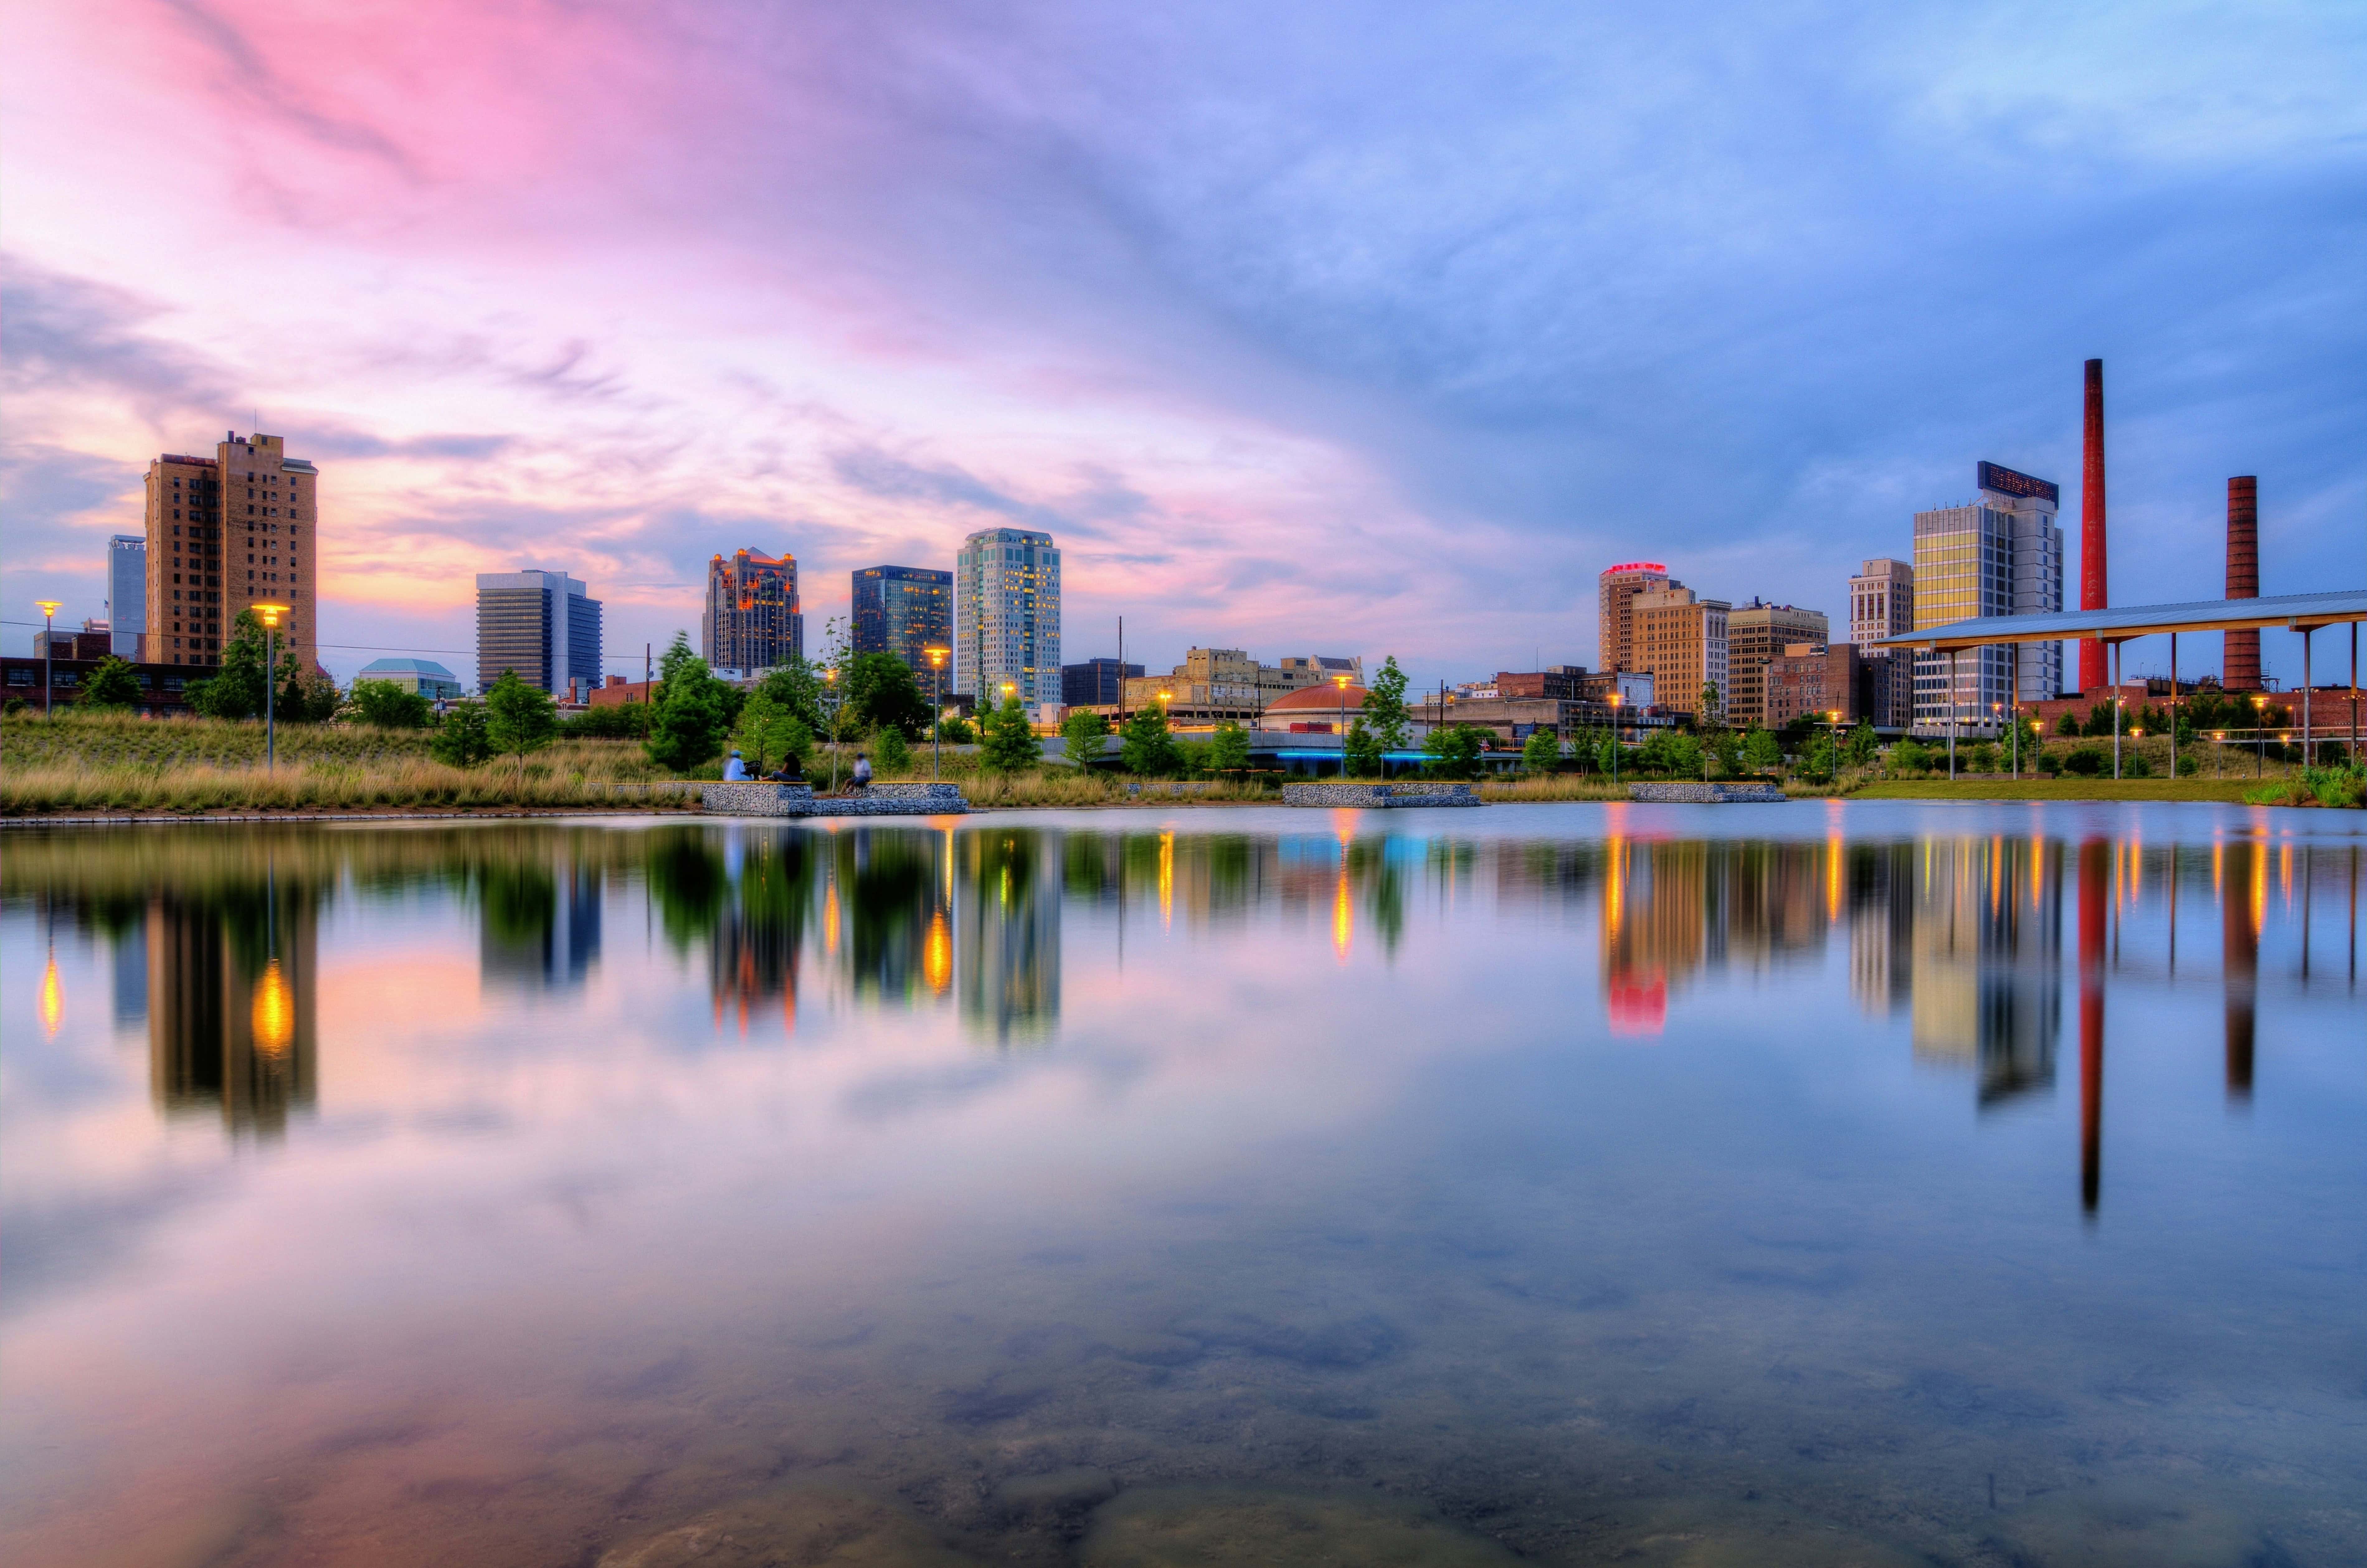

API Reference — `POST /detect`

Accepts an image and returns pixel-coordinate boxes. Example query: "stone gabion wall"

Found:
[1282,783,1482,808]
[1625,782,1787,804]
[700,781,970,817]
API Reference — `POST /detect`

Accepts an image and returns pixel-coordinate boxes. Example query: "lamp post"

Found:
[35,600,61,716]
[2253,696,2266,776]
[824,666,841,793]
[254,604,289,769]
[1608,690,1621,787]
[1333,672,1351,778]
[925,645,949,779]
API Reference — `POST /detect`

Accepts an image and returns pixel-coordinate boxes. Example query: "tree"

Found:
[187,610,272,720]
[1341,717,1384,777]
[1423,723,1486,780]
[979,694,1041,772]
[1696,682,1725,731]
[730,689,813,774]
[1207,718,1252,774]
[1596,735,1624,776]
[431,699,494,767]
[843,651,929,739]
[78,655,143,709]
[484,670,559,777]
[2056,712,2081,737]
[645,636,733,773]
[562,702,647,739]
[1521,728,1562,775]
[1797,730,1838,783]
[1845,721,1879,768]
[1362,656,1412,749]
[936,714,976,745]
[871,725,912,776]
[1741,726,1782,774]
[1119,704,1180,775]
[1705,727,1742,778]
[1060,707,1112,767]
[1889,738,1932,772]
[755,658,827,734]
[348,678,434,729]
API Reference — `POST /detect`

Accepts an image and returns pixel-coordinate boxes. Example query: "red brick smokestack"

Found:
[2078,358,2109,693]
[2223,476,2260,691]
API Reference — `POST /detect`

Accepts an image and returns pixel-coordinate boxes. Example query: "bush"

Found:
[2176,752,2199,776]
[1521,728,1562,775]
[1207,719,1252,775]
[2124,753,2153,778]
[1423,723,1487,780]
[562,702,649,739]
[78,656,144,710]
[430,700,494,767]
[872,726,912,777]
[1966,742,1998,773]
[1889,739,1932,772]
[979,696,1041,772]
[2061,746,2106,776]
[347,678,434,729]
[936,716,975,745]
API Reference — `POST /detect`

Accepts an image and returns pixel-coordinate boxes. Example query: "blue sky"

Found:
[3,0,2362,689]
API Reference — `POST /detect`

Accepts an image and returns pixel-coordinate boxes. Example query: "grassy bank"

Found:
[1851,777,2290,804]
[2,712,674,815]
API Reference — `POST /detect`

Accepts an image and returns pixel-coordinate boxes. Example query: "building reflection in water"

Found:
[479,855,602,991]
[2221,840,2261,1101]
[1904,837,2061,1109]
[960,829,1059,1045]
[149,875,320,1138]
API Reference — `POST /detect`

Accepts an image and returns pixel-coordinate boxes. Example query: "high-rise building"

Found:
[1849,558,1914,645]
[1599,561,1679,673]
[1631,586,1730,718]
[702,548,801,673]
[107,535,146,659]
[1850,558,1915,733]
[143,431,320,668]
[851,564,951,677]
[1726,601,1829,730]
[477,568,603,699]
[1911,462,2064,736]
[955,527,1060,706]
[1062,658,1142,708]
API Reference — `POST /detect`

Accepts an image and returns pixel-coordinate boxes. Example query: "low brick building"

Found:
[4,655,199,715]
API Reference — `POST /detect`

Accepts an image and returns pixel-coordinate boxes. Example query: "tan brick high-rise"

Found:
[145,432,320,669]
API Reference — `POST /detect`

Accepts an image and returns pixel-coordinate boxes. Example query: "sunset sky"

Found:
[4,1,2362,689]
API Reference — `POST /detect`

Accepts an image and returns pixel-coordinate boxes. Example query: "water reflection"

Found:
[2,810,2362,1568]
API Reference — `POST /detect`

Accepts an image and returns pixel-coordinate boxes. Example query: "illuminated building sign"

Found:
[1601,561,1669,576]
[1976,462,2059,506]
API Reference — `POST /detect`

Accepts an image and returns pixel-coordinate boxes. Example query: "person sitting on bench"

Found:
[722,749,749,781]
[850,753,873,791]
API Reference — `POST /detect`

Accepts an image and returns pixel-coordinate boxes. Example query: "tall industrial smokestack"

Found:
[2078,358,2109,693]
[2223,476,2260,691]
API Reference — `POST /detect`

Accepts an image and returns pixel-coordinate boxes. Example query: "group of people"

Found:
[719,750,872,791]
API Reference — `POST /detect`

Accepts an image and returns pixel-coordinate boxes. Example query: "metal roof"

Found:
[1876,589,2367,652]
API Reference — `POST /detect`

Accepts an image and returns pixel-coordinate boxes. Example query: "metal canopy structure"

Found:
[1875,589,2367,653]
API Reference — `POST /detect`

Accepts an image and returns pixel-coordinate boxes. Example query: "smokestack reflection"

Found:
[2223,840,2259,1101]
[2078,838,2107,1213]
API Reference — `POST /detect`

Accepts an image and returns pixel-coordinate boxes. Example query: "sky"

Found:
[3,0,2363,692]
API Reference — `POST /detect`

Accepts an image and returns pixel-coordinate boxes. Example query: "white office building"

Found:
[954,527,1060,708]
[1910,463,2064,737]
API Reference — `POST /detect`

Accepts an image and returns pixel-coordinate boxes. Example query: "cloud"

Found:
[2,2,2360,684]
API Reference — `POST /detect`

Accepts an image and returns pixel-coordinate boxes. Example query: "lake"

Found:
[2,804,2361,1567]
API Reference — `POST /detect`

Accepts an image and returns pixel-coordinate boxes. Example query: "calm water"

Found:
[3,805,2362,1568]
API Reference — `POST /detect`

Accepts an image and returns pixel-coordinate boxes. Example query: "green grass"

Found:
[1849,777,2296,804]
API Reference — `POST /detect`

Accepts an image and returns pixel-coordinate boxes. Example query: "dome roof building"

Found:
[1263,682,1369,714]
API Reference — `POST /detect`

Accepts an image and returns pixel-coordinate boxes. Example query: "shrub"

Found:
[936,715,976,745]
[2125,753,2153,778]
[347,678,434,729]
[1888,739,1932,772]
[1423,723,1487,780]
[562,702,649,739]
[1521,728,1562,775]
[430,700,494,767]
[78,656,144,710]
[2061,746,2105,776]
[872,726,912,777]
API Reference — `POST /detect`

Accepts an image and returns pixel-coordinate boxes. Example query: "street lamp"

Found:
[924,645,949,779]
[1332,672,1352,778]
[34,600,60,716]
[254,605,290,769]
[1608,690,1622,786]
[823,666,842,792]
[2252,695,2267,776]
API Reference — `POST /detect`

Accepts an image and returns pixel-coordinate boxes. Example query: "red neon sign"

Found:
[1601,561,1668,576]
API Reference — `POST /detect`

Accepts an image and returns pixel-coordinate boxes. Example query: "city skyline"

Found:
[4,6,2358,692]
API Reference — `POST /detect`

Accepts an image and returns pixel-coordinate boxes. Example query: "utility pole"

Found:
[643,642,652,739]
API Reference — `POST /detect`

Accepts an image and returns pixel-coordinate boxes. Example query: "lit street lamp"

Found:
[1608,689,1622,786]
[254,604,290,769]
[35,600,61,716]
[2252,695,2267,776]
[924,645,949,779]
[1332,672,1352,778]
[823,666,842,792]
